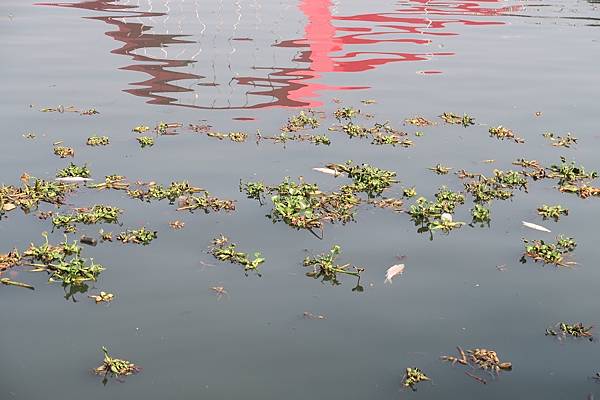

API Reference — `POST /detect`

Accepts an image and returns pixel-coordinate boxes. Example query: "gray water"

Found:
[2,0,600,399]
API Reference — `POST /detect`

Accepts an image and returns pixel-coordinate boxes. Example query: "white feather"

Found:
[312,167,341,177]
[385,264,405,284]
[522,221,551,233]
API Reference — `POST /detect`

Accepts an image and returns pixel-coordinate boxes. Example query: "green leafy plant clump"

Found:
[522,235,576,266]
[303,245,364,290]
[545,322,593,340]
[537,204,569,221]
[94,347,140,381]
[281,111,319,132]
[402,367,430,391]
[327,161,397,197]
[56,163,91,178]
[1,175,73,216]
[87,136,110,146]
[52,205,122,231]
[136,136,154,148]
[117,228,157,245]
[440,112,475,127]
[210,235,265,274]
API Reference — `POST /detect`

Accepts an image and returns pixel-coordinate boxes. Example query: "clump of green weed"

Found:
[408,188,465,237]
[117,228,157,245]
[136,136,154,148]
[132,125,150,133]
[440,112,474,127]
[282,111,319,132]
[56,163,91,178]
[52,205,122,231]
[545,322,593,340]
[176,193,235,213]
[334,107,360,120]
[303,245,364,289]
[94,347,140,381]
[537,204,568,221]
[210,235,264,275]
[489,126,525,143]
[403,367,430,391]
[53,146,74,158]
[86,135,110,146]
[1,176,73,216]
[128,181,203,203]
[543,132,577,148]
[471,204,491,226]
[521,236,576,266]
[327,161,397,197]
[548,157,597,187]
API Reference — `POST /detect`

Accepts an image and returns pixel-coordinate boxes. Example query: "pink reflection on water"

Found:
[39,0,520,109]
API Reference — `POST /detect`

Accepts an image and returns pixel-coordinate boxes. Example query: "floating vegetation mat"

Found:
[402,367,430,391]
[94,347,140,383]
[303,245,364,291]
[521,236,576,267]
[546,322,593,341]
[209,235,265,275]
[442,347,512,383]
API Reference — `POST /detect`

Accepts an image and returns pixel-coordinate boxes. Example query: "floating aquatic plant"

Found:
[53,145,74,158]
[94,347,140,381]
[91,175,130,191]
[409,191,465,237]
[442,347,512,374]
[489,126,524,143]
[402,367,430,391]
[543,132,577,148]
[513,159,546,180]
[52,205,122,231]
[303,245,364,289]
[176,193,235,213]
[371,197,403,212]
[547,157,597,187]
[128,181,203,203]
[326,161,397,197]
[136,136,154,148]
[471,204,491,226]
[429,164,451,175]
[116,228,157,245]
[403,187,417,198]
[440,112,474,127]
[1,175,73,216]
[537,204,568,221]
[521,235,576,266]
[405,116,433,126]
[281,111,319,132]
[132,125,150,133]
[546,322,593,341]
[334,107,359,120]
[86,135,110,146]
[56,163,91,178]
[155,121,182,135]
[210,235,264,275]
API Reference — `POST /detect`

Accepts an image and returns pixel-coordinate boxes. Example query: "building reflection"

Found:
[39,0,520,109]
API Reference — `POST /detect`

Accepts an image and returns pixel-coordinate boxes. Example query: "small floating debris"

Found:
[334,107,360,120]
[169,220,185,230]
[1,278,34,290]
[88,291,114,304]
[155,121,182,135]
[93,347,140,380]
[80,236,98,247]
[210,286,228,299]
[303,311,326,320]
[371,197,403,212]
[209,235,264,275]
[384,263,405,283]
[40,105,78,113]
[312,167,341,177]
[522,236,576,266]
[402,367,430,391]
[522,221,551,233]
[54,176,93,183]
[91,175,129,191]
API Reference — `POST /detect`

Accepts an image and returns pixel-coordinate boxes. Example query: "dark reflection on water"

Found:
[40,0,519,109]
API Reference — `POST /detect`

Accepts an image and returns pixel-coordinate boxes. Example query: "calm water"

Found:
[2,0,600,399]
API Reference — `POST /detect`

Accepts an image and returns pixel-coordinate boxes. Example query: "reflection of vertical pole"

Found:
[299,0,338,73]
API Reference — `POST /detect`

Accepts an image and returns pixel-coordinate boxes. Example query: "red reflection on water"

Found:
[39,0,519,109]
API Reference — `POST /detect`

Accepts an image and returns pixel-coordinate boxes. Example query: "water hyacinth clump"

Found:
[56,163,91,178]
[116,228,157,245]
[86,135,110,146]
[209,235,265,274]
[521,236,577,266]
[303,245,364,289]
[94,347,140,380]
